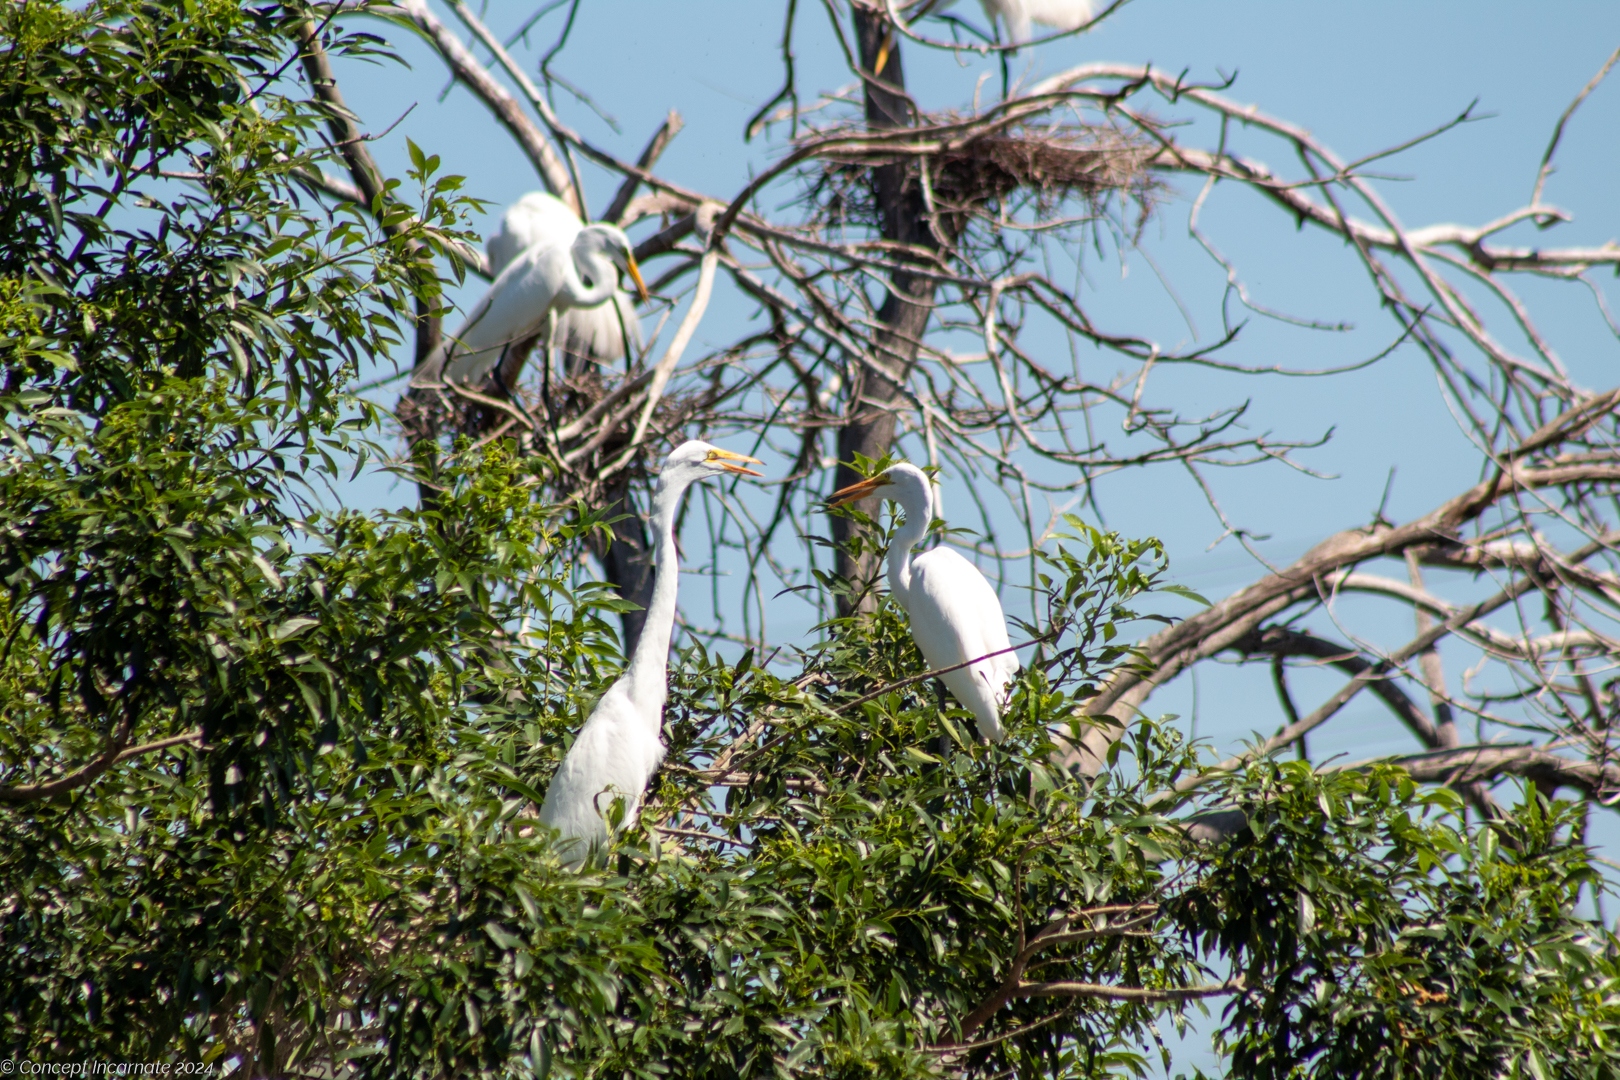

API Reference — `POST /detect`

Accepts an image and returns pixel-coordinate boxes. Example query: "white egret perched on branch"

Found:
[539,440,764,864]
[831,463,1019,742]
[414,207,648,389]
[485,192,643,366]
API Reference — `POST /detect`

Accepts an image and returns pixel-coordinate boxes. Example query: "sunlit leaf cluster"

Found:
[1,5,1616,1079]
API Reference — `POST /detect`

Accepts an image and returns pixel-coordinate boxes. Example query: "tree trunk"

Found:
[549,332,657,655]
[831,3,945,613]
[599,486,655,651]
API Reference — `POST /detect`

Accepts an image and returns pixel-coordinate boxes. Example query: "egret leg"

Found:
[932,677,951,758]
[490,349,542,432]
[491,351,516,400]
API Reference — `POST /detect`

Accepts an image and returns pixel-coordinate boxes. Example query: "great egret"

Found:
[981,0,1094,44]
[538,440,764,863]
[486,192,643,365]
[831,463,1019,742]
[919,0,1094,45]
[414,218,648,389]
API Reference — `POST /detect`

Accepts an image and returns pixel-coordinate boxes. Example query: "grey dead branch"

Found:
[305,6,1620,851]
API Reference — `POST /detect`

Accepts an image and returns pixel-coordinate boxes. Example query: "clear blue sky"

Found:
[332,4,1620,1072]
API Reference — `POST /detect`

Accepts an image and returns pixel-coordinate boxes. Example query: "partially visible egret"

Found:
[539,441,764,864]
[485,192,581,277]
[831,463,1019,742]
[486,192,643,365]
[920,0,1094,45]
[414,216,648,389]
[982,0,1093,44]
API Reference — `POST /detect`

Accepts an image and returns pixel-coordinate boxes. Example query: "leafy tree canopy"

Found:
[1,4,1616,1078]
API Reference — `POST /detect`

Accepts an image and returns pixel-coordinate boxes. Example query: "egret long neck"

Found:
[886,484,932,601]
[570,235,621,307]
[623,476,687,717]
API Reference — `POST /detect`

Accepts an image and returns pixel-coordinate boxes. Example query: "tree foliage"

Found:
[380,0,1620,830]
[1,3,1618,1079]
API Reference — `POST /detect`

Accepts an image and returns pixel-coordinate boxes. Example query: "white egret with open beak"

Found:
[539,441,763,863]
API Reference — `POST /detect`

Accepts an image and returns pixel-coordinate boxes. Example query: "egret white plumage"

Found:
[485,192,643,365]
[538,441,763,864]
[831,463,1019,742]
[414,214,648,389]
[982,0,1093,44]
[919,0,1094,45]
[485,192,581,278]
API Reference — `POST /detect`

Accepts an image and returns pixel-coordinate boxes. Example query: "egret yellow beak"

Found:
[827,473,889,508]
[625,254,650,303]
[707,447,764,477]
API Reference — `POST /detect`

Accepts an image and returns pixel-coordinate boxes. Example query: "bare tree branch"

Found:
[603,111,684,225]
[1339,744,1620,802]
[1235,627,1440,748]
[1531,45,1620,207]
[384,0,578,210]
[0,722,205,804]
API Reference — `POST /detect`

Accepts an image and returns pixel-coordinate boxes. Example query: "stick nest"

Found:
[810,121,1160,235]
[931,127,1157,207]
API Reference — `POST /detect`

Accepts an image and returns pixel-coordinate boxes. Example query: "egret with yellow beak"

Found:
[831,462,1019,742]
[484,192,643,367]
[415,220,649,389]
[540,441,763,863]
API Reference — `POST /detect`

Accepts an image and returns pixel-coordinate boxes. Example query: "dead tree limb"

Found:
[385,0,578,214]
[830,2,954,614]
[1066,398,1620,779]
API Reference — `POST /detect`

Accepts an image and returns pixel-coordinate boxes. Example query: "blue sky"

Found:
[329,3,1620,1071]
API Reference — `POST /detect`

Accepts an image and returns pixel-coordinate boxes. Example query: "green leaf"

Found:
[485,922,525,951]
[1160,583,1211,606]
[272,617,319,642]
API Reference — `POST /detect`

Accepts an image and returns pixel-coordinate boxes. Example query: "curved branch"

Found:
[1414,538,1620,611]
[0,725,204,805]
[1321,572,1612,659]
[1065,396,1620,776]
[1232,627,1439,747]
[1341,744,1620,801]
[384,0,577,207]
[1229,627,1513,819]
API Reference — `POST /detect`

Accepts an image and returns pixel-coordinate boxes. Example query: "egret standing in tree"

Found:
[830,463,1019,742]
[539,441,764,864]
[414,213,648,390]
[485,191,643,366]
